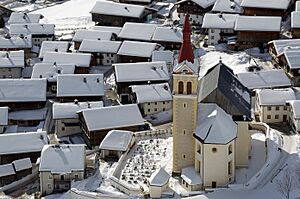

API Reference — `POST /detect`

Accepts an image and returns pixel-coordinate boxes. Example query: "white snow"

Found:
[234,16,281,32]
[79,39,122,53]
[10,23,55,36]
[287,100,300,119]
[8,12,42,24]
[99,130,133,151]
[284,50,300,69]
[39,41,69,59]
[117,40,158,58]
[118,22,157,41]
[212,0,243,14]
[12,158,32,172]
[8,107,47,121]
[181,167,202,185]
[0,164,15,178]
[152,50,174,64]
[257,88,296,106]
[73,30,113,42]
[91,26,122,35]
[0,50,24,68]
[202,13,237,29]
[0,35,32,49]
[152,26,182,43]
[149,167,170,187]
[176,0,215,9]
[269,39,300,55]
[0,107,8,126]
[241,0,291,9]
[43,52,92,67]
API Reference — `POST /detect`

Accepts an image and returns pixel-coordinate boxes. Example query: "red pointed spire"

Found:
[178,14,194,64]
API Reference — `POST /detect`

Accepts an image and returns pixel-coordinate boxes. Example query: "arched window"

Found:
[178,81,184,94]
[187,82,192,94]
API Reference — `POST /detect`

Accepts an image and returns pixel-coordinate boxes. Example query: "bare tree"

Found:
[275,169,295,199]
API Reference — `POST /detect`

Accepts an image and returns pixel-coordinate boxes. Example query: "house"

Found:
[78,104,145,146]
[78,40,122,66]
[56,74,104,102]
[8,12,43,24]
[31,63,75,95]
[52,101,103,137]
[0,107,8,133]
[148,168,170,198]
[8,107,47,127]
[39,144,86,196]
[73,30,116,50]
[152,50,174,73]
[234,15,281,49]
[151,26,182,50]
[176,0,216,25]
[39,41,70,59]
[241,0,292,17]
[212,0,243,14]
[99,130,135,159]
[268,39,300,62]
[90,0,156,27]
[277,50,300,86]
[117,40,161,63]
[0,131,48,164]
[0,50,24,78]
[255,88,295,123]
[114,61,169,103]
[0,78,47,110]
[9,24,55,48]
[118,22,157,42]
[291,11,300,38]
[12,158,32,180]
[42,52,92,73]
[151,2,176,19]
[130,83,172,116]
[287,100,300,132]
[91,26,122,35]
[198,61,251,121]
[202,13,237,45]
[0,35,32,59]
[0,163,16,186]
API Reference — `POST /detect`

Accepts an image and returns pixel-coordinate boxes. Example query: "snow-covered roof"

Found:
[176,0,216,9]
[202,13,238,29]
[99,130,133,151]
[195,103,237,144]
[152,26,182,43]
[237,70,291,90]
[0,50,24,68]
[0,164,15,177]
[152,50,173,64]
[80,104,144,131]
[43,52,92,67]
[91,26,122,35]
[32,63,75,82]
[269,39,300,55]
[114,61,169,83]
[12,158,32,172]
[79,39,122,53]
[90,0,146,18]
[0,131,48,155]
[181,167,202,185]
[241,0,291,10]
[0,79,46,102]
[284,50,300,69]
[9,108,47,121]
[0,35,32,49]
[173,59,199,74]
[73,30,113,42]
[8,12,42,24]
[117,40,158,58]
[118,22,157,41]
[257,88,296,106]
[212,0,243,14]
[39,41,69,59]
[10,24,55,35]
[0,107,8,126]
[287,100,300,119]
[291,11,300,28]
[297,1,300,11]
[39,144,85,173]
[53,101,103,119]
[148,167,170,187]
[234,16,281,32]
[131,83,172,103]
[57,74,104,97]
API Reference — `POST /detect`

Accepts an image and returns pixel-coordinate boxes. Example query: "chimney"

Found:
[83,77,87,83]
[74,99,79,104]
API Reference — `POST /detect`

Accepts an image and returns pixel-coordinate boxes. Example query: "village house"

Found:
[9,24,55,48]
[241,0,292,17]
[12,158,32,180]
[152,50,174,73]
[0,131,48,164]
[56,74,104,102]
[78,104,145,147]
[212,0,243,14]
[148,167,170,198]
[287,100,300,133]
[39,144,86,196]
[90,0,156,27]
[0,50,24,78]
[255,88,295,123]
[91,26,122,35]
[8,107,47,127]
[291,11,300,38]
[151,26,182,50]
[52,101,103,138]
[73,29,116,50]
[0,107,8,133]
[0,78,46,110]
[117,40,161,63]
[42,52,92,73]
[31,63,75,95]
[0,163,16,186]
[8,12,43,24]
[39,41,70,60]
[130,83,172,116]
[234,15,281,50]
[99,130,135,159]
[113,61,169,103]
[0,35,32,59]
[78,39,122,66]
[176,0,216,25]
[151,2,176,19]
[118,22,157,42]
[202,13,238,46]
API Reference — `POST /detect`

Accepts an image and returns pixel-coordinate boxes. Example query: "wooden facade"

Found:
[237,31,279,49]
[243,7,284,17]
[277,53,300,86]
[292,28,300,38]
[16,168,32,180]
[176,1,212,15]
[118,55,151,63]
[0,173,15,187]
[57,96,103,103]
[0,152,40,165]
[0,101,45,111]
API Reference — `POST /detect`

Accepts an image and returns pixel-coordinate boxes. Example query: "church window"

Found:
[178,81,184,94]
[187,82,192,94]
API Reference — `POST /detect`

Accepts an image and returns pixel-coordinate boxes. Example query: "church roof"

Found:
[178,14,194,64]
